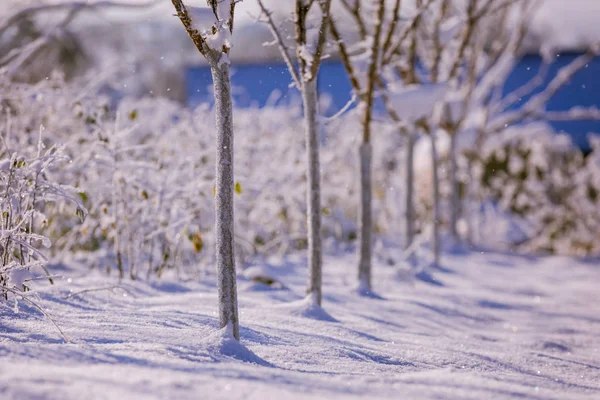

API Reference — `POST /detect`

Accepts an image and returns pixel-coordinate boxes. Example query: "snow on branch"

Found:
[387,83,450,123]
[294,0,333,82]
[541,107,600,122]
[170,0,236,64]
[322,94,357,124]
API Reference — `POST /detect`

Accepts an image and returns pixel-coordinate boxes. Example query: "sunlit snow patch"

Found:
[387,83,449,122]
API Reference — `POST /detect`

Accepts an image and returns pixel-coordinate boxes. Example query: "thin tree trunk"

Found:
[405,132,415,252]
[358,142,373,292]
[211,61,239,341]
[465,158,476,245]
[356,0,384,293]
[431,133,441,266]
[302,79,323,306]
[449,132,459,240]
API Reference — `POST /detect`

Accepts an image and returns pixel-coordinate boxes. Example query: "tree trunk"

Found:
[465,157,480,246]
[358,142,373,292]
[405,132,415,252]
[430,133,441,266]
[355,0,383,294]
[211,61,239,341]
[449,132,459,240]
[301,79,323,306]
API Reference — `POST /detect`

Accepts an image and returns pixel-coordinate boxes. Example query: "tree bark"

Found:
[301,79,323,306]
[356,0,384,294]
[449,132,459,240]
[358,142,373,292]
[465,158,476,245]
[211,61,239,341]
[430,133,441,266]
[405,132,415,252]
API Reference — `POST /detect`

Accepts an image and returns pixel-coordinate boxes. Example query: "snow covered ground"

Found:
[1,249,599,399]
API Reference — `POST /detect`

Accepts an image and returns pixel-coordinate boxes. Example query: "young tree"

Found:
[379,0,434,259]
[328,0,388,293]
[331,0,440,284]
[170,0,239,340]
[405,0,600,259]
[257,0,332,307]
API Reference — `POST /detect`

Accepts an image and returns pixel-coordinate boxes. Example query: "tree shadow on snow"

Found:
[429,263,456,275]
[354,283,387,300]
[169,327,274,367]
[272,296,339,323]
[414,270,444,287]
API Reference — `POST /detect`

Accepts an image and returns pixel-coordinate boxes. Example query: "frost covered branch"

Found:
[65,285,136,299]
[489,43,600,132]
[2,286,69,343]
[0,0,160,37]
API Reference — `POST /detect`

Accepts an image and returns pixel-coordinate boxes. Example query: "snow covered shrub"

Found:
[10,67,591,283]
[56,98,404,278]
[474,123,599,255]
[60,98,221,279]
[5,66,597,285]
[568,136,600,254]
[0,115,85,295]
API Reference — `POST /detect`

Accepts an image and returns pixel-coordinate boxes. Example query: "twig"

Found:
[2,286,69,343]
[323,94,356,124]
[489,43,600,132]
[309,0,333,80]
[256,0,301,88]
[0,1,161,38]
[64,285,136,299]
[328,16,362,94]
[362,0,386,143]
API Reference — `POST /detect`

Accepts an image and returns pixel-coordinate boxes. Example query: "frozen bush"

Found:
[474,123,599,255]
[0,114,84,295]
[2,69,598,291]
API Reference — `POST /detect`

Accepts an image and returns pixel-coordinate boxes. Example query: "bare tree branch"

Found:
[309,0,333,80]
[0,1,160,38]
[328,16,362,94]
[170,0,210,58]
[490,43,600,131]
[256,0,301,88]
[2,286,69,343]
[383,0,434,66]
[339,0,367,40]
[381,0,402,56]
[362,0,386,143]
[544,107,600,121]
